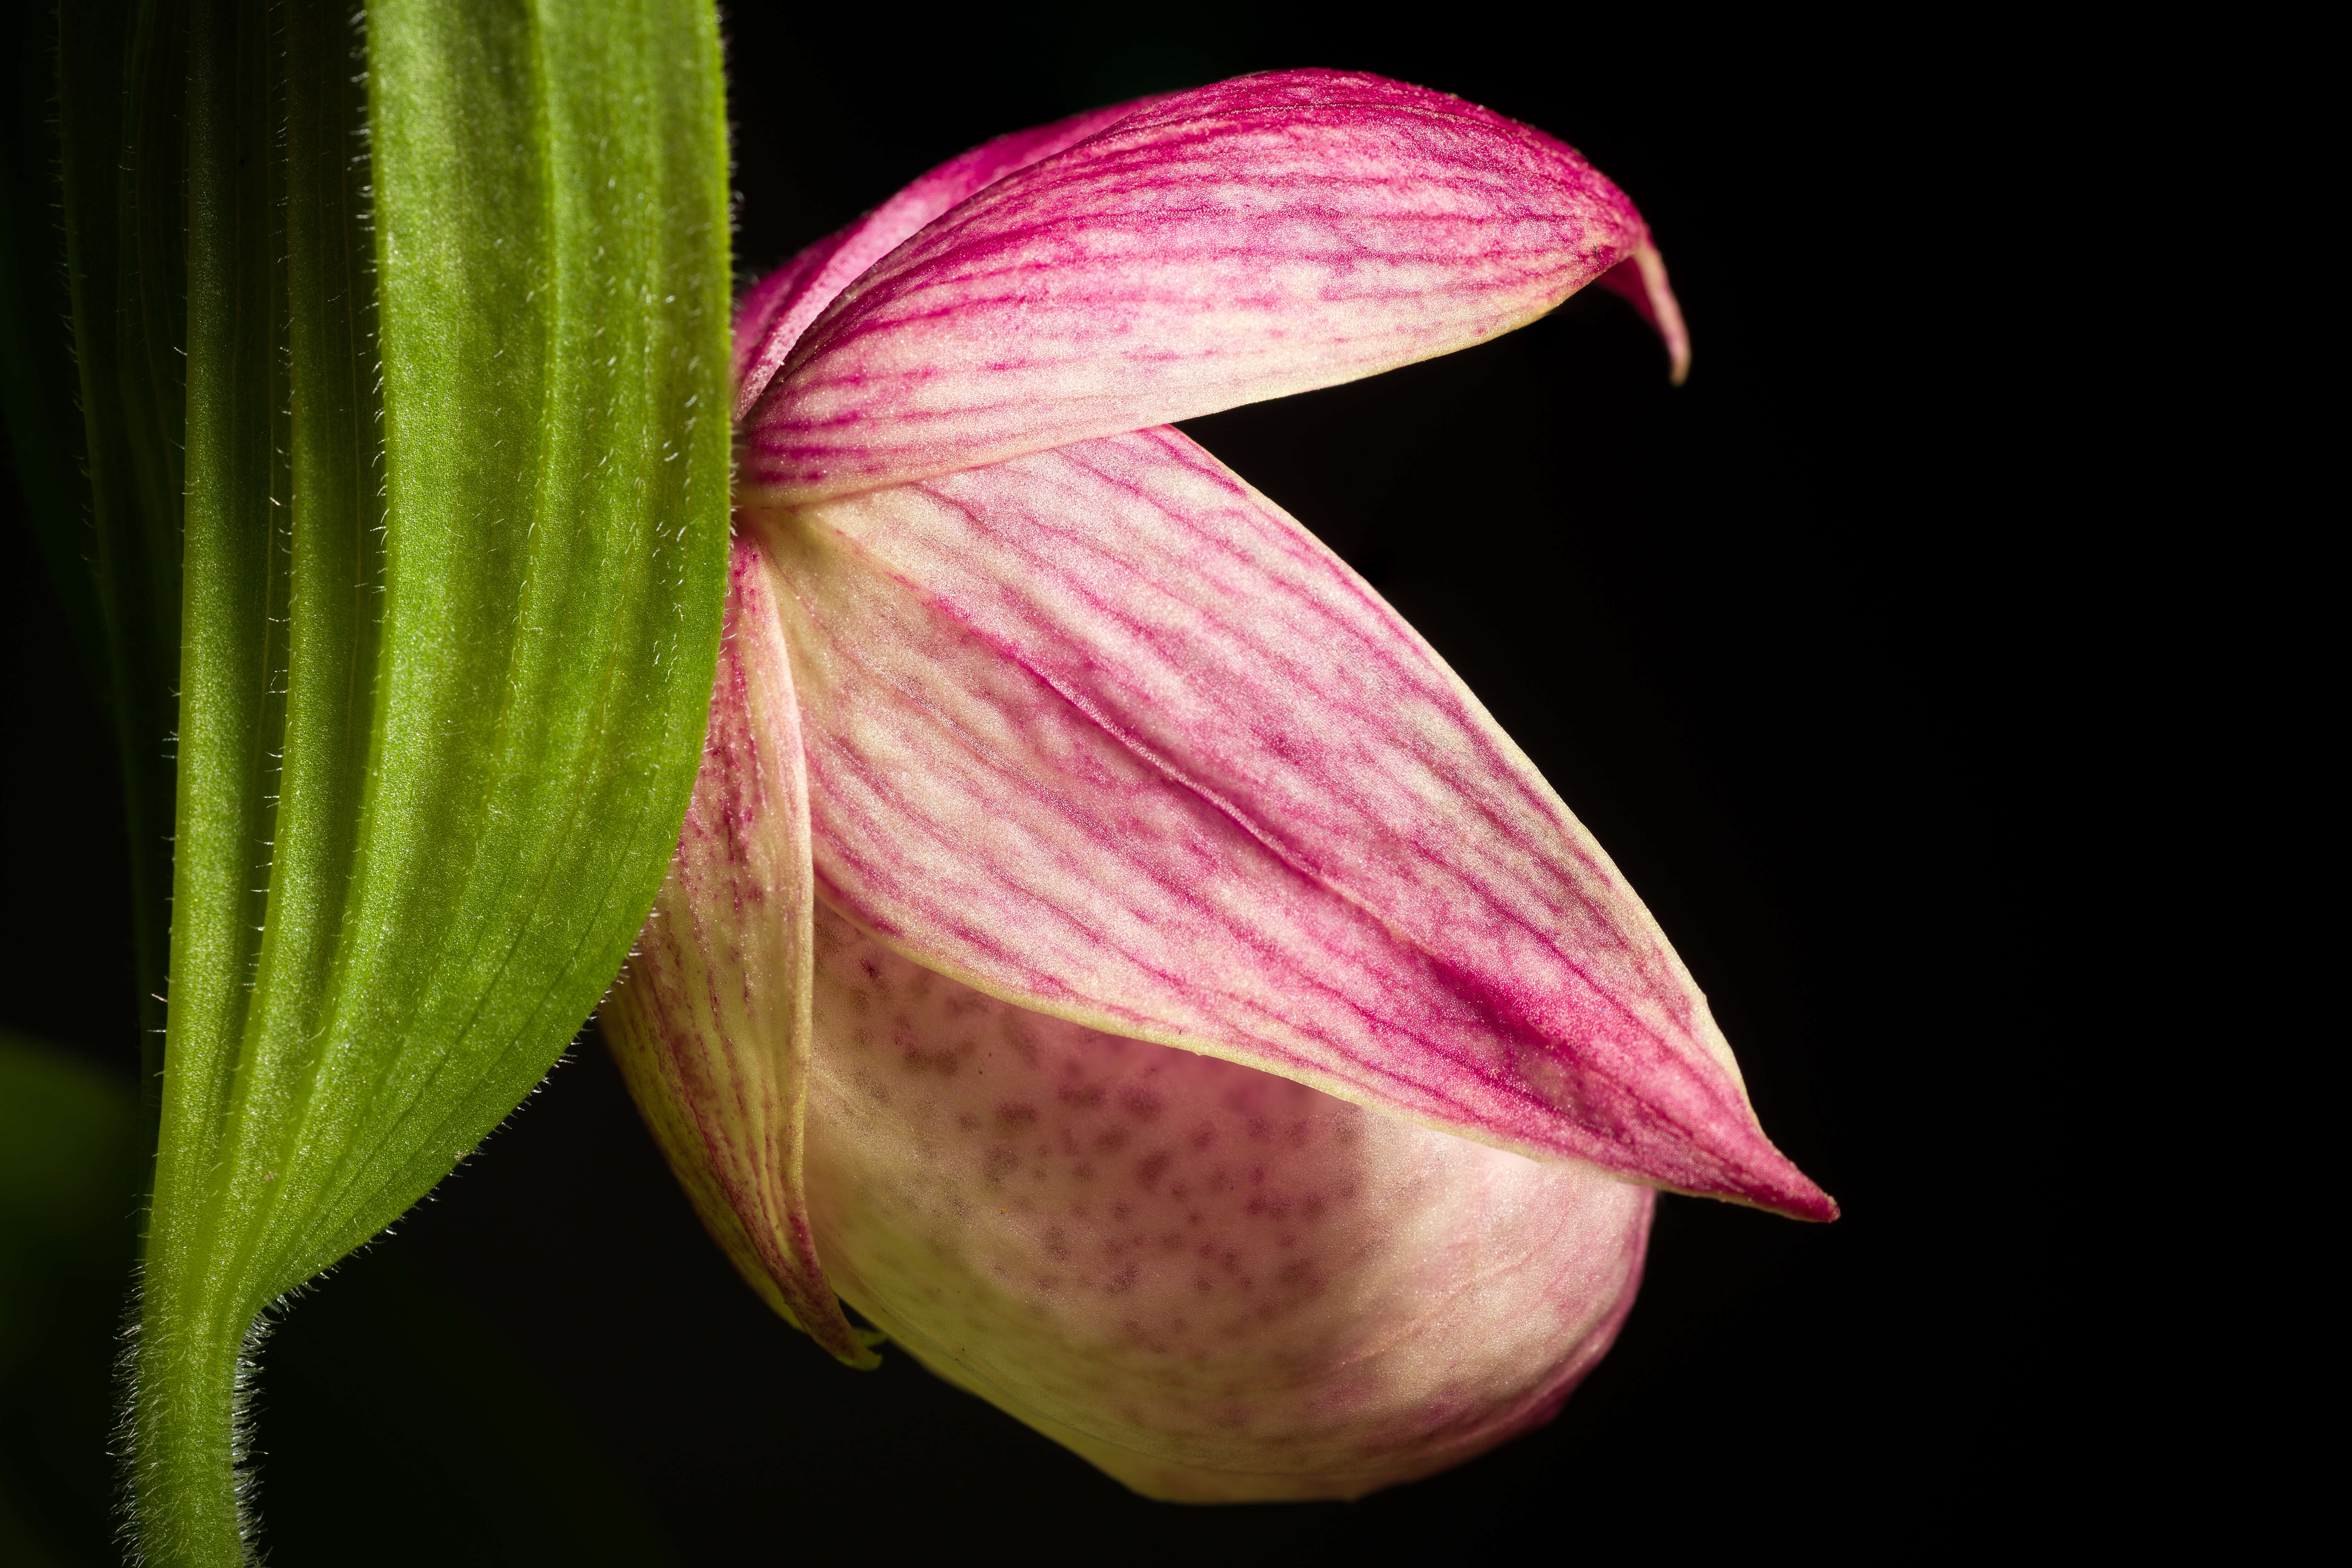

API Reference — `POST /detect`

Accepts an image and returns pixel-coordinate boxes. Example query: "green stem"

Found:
[128,1285,254,1567]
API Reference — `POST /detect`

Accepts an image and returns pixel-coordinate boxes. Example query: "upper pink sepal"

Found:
[750,428,1832,1220]
[740,70,1675,504]
[730,98,1167,422]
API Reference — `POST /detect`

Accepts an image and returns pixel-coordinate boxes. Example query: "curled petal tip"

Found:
[1597,241,1691,384]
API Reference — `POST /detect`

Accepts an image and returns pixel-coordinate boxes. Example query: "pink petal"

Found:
[803,904,1653,1500]
[741,69,1685,503]
[1596,241,1692,385]
[731,98,1170,422]
[730,241,839,417]
[748,428,1834,1220]
[601,538,877,1365]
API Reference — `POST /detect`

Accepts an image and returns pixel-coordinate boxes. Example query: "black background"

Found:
[4,6,2040,1561]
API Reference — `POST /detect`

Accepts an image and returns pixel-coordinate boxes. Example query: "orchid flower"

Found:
[603,69,1831,1502]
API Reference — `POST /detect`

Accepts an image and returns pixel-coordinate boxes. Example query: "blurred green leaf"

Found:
[0,1031,670,1565]
[0,1033,143,1568]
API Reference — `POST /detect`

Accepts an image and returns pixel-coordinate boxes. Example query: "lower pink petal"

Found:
[804,904,1653,1499]
[751,428,1833,1219]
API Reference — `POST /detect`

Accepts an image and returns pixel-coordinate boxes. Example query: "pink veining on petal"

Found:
[730,241,839,413]
[740,69,1680,503]
[602,537,875,1365]
[747,428,1833,1220]
[731,98,1169,421]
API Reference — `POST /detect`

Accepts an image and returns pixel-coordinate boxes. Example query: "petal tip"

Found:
[1726,1149,1839,1223]
[1596,241,1692,385]
[1669,1110,1836,1222]
[1774,1179,1841,1225]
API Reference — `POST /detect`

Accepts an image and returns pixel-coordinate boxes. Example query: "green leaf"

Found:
[71,2,734,1560]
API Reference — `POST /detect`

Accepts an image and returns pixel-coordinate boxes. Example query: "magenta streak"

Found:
[818,248,1588,341]
[1049,433,1617,881]
[637,916,844,1346]
[809,739,1775,1204]
[897,436,1643,1004]
[783,536,1804,1209]
[787,584,1470,1064]
[732,98,1172,421]
[853,592,1725,1139]
[731,237,846,417]
[744,81,1651,476]
[937,520,1636,989]
[805,737,1499,1125]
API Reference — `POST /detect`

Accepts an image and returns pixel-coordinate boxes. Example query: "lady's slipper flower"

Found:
[605,69,1828,1502]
